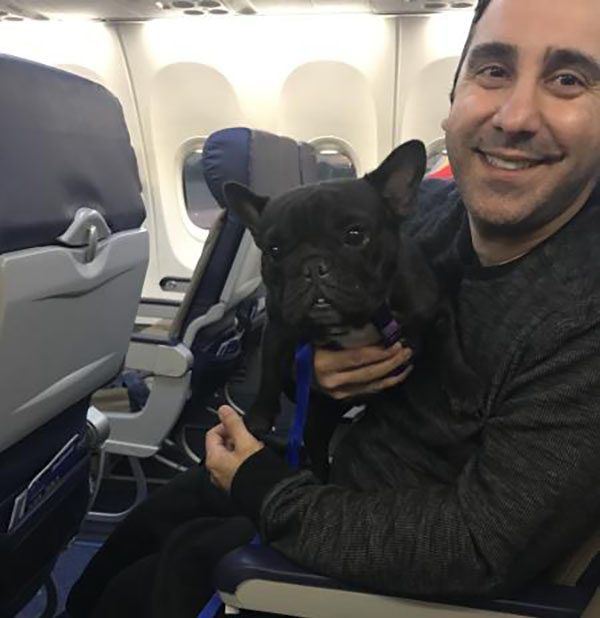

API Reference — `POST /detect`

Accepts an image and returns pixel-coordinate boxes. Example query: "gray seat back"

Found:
[0,54,148,453]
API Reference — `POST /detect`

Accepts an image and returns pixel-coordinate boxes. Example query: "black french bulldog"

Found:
[224,140,480,478]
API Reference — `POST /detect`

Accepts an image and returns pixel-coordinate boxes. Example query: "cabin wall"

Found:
[0,13,473,297]
[395,13,473,145]
[115,16,397,285]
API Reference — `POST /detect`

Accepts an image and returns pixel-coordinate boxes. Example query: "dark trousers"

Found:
[66,465,256,618]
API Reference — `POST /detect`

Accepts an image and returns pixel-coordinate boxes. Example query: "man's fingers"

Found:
[330,364,414,400]
[320,347,412,391]
[205,424,228,470]
[315,343,403,375]
[205,423,226,449]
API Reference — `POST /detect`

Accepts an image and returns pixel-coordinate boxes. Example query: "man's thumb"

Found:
[218,405,245,436]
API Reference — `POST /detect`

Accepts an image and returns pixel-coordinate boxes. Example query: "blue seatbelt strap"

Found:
[287,343,313,468]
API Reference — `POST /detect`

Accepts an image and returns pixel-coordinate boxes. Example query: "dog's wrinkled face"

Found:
[224,140,426,334]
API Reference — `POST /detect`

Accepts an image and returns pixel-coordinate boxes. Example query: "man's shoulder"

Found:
[541,184,600,304]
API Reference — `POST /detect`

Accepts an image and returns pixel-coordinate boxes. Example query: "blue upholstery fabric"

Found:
[0,399,90,617]
[203,127,251,211]
[177,128,252,334]
[0,54,145,253]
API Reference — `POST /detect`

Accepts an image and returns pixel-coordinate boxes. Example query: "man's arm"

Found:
[231,319,600,597]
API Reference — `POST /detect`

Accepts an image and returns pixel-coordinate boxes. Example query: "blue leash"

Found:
[199,344,312,617]
[287,343,314,467]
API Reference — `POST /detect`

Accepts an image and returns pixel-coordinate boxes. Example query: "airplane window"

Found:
[426,137,448,173]
[313,141,357,181]
[425,137,454,179]
[182,147,221,229]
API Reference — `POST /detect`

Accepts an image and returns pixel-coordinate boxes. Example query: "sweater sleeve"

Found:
[239,317,600,598]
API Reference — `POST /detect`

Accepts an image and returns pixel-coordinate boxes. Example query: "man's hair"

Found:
[449,0,494,102]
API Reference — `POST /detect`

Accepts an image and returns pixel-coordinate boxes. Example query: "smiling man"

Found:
[444,0,600,266]
[66,1,600,616]
[205,0,600,599]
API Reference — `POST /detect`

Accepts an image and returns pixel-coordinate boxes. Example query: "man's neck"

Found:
[469,185,595,267]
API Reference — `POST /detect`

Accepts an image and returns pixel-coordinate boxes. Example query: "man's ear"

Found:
[223,181,269,238]
[365,140,427,217]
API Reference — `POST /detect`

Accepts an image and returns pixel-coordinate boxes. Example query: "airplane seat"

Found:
[214,523,600,617]
[92,128,311,514]
[0,54,148,616]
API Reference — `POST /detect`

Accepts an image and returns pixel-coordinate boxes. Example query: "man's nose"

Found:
[491,79,543,136]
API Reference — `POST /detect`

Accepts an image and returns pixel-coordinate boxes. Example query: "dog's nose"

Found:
[303,260,329,281]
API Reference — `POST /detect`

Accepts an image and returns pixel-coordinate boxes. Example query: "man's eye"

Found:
[553,73,585,88]
[476,64,510,83]
[344,227,369,248]
[547,72,588,98]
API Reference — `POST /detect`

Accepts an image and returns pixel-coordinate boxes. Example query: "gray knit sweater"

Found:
[232,179,600,598]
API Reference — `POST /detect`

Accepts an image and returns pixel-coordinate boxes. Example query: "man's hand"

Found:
[314,342,413,400]
[205,406,264,493]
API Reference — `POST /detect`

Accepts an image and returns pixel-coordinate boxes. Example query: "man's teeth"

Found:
[484,154,540,170]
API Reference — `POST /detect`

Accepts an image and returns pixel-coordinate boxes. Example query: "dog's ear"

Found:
[365,140,427,218]
[223,181,269,238]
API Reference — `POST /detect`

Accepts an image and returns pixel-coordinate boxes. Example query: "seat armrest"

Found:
[215,546,596,618]
[125,340,193,377]
[215,545,354,596]
[130,331,177,346]
[86,405,111,448]
[137,297,181,320]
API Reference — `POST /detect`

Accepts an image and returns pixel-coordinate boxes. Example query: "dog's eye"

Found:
[268,244,281,259]
[344,227,368,248]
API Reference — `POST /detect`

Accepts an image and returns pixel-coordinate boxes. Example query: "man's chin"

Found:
[466,201,543,239]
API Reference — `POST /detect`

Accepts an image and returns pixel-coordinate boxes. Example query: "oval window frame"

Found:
[309,136,360,181]
[178,136,222,238]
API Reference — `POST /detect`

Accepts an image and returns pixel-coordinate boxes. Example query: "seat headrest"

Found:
[202,127,303,209]
[0,54,145,253]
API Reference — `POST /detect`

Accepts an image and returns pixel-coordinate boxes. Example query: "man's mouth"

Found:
[476,149,562,172]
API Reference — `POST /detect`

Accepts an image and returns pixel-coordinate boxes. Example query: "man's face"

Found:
[444,0,600,236]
